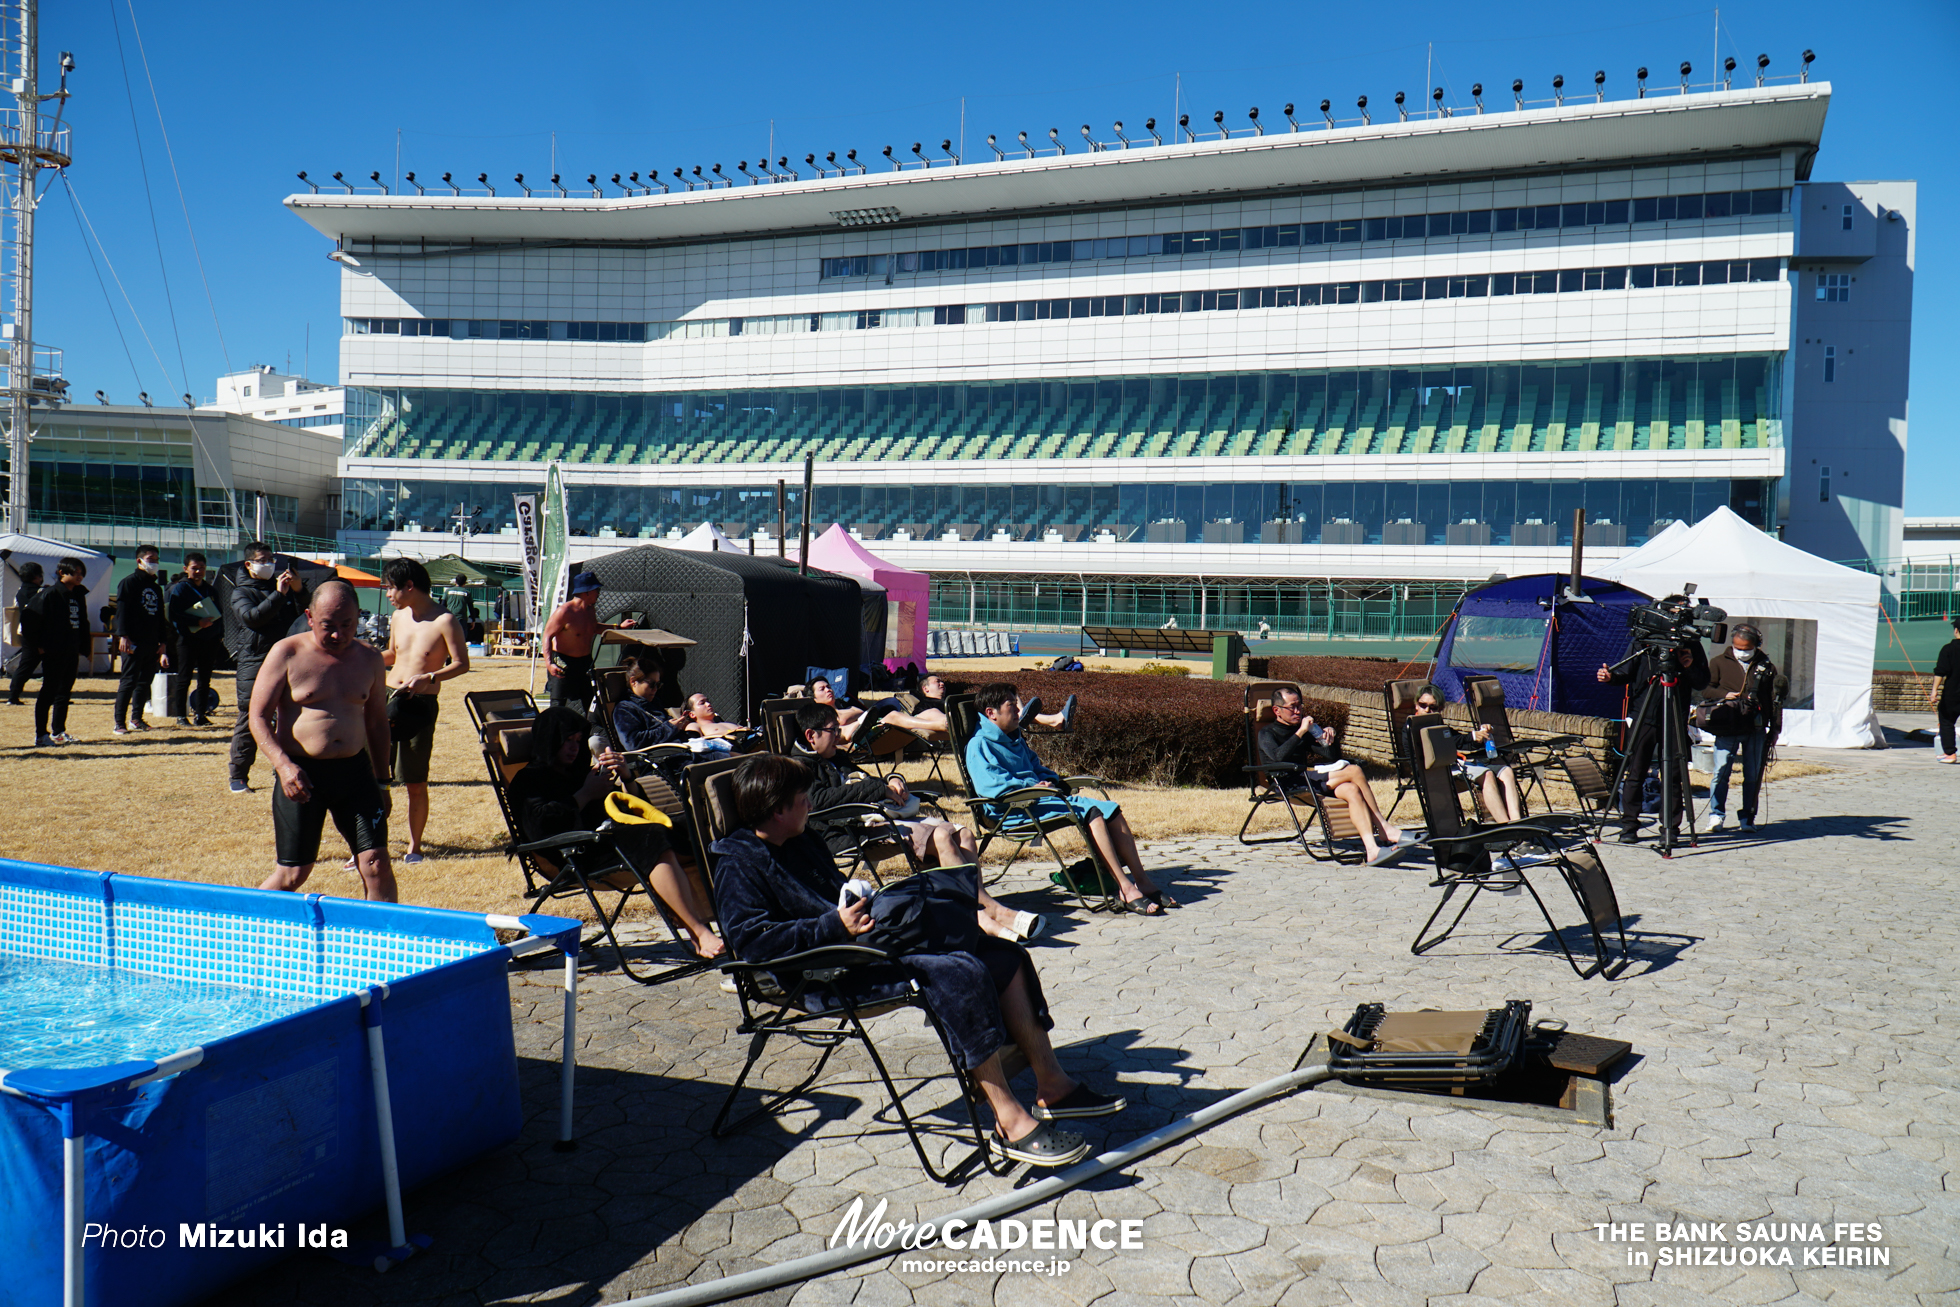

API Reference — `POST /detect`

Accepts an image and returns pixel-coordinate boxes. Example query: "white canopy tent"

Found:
[1594,506,1882,748]
[2,534,114,662]
[674,522,746,553]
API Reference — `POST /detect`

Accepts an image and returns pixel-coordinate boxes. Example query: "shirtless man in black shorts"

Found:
[543,571,603,710]
[250,580,398,901]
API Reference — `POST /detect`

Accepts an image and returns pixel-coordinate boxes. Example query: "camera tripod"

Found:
[1607,647,1700,858]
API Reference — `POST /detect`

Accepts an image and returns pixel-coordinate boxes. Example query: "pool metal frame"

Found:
[0,861,582,1307]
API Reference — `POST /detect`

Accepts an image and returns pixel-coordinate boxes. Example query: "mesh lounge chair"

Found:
[465,687,538,736]
[944,692,1124,910]
[1460,675,1585,813]
[1236,680,1363,863]
[759,700,950,885]
[1405,721,1629,979]
[1381,679,1432,820]
[481,719,715,986]
[683,753,1018,1184]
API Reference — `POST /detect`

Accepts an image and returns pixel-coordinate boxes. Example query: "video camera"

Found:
[1625,584,1727,655]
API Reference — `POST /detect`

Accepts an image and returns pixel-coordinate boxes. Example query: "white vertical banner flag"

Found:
[538,463,571,624]
[512,493,541,626]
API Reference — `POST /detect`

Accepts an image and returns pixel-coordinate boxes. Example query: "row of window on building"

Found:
[342,257,1787,346]
[817,188,1790,278]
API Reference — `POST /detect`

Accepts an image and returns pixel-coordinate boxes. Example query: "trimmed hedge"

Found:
[1259,654,1433,695]
[941,671,1349,789]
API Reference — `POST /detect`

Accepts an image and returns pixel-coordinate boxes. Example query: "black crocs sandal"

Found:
[992,1120,1090,1167]
[1031,1084,1127,1121]
[1141,888,1176,910]
[1118,895,1163,916]
[1057,693,1078,733]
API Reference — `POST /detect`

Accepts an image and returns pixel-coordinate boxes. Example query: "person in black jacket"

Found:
[708,753,1124,1168]
[30,558,88,745]
[112,545,170,734]
[610,656,683,755]
[6,560,43,705]
[508,706,722,959]
[1258,685,1405,864]
[1409,684,1525,823]
[166,552,224,727]
[1596,613,1711,843]
[227,542,307,794]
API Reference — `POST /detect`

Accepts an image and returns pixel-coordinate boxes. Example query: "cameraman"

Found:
[1699,625,1781,832]
[1596,597,1710,844]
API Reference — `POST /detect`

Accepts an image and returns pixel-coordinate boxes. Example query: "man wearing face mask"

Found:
[112,545,171,735]
[227,541,308,794]
[1698,624,1782,832]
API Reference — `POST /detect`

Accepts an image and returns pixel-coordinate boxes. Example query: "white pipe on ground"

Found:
[609,1055,1341,1307]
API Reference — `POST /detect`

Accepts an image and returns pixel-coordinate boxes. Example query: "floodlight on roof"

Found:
[1471,83,1483,113]
[1356,96,1369,125]
[1145,117,1162,144]
[738,160,758,184]
[552,173,566,196]
[1755,53,1769,86]
[1511,78,1524,109]
[331,171,353,193]
[1016,130,1030,156]
[296,171,318,193]
[1178,113,1192,141]
[1593,69,1605,101]
[514,173,532,196]
[1079,124,1097,151]
[938,140,957,165]
[1211,108,1225,136]
[405,171,425,195]
[138,392,152,407]
[369,170,389,194]
[1049,127,1064,153]
[94,389,106,404]
[1724,56,1736,89]
[1432,87,1447,117]
[830,206,902,227]
[1113,120,1130,148]
[985,134,1003,160]
[1801,49,1814,82]
[611,173,624,193]
[1552,74,1564,106]
[1394,91,1407,121]
[441,172,460,195]
[477,173,495,195]
[1247,106,1262,136]
[1635,67,1648,98]
[779,155,798,179]
[1680,61,1692,92]
[1320,99,1333,126]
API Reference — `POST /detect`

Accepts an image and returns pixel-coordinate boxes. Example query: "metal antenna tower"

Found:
[1,0,72,533]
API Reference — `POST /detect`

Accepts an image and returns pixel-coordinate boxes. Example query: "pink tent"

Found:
[803,523,931,671]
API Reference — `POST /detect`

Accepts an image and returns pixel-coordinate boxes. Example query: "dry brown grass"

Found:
[0,661,1836,922]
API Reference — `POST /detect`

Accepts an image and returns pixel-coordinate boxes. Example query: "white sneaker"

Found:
[1706,812,1726,832]
[1012,911,1048,941]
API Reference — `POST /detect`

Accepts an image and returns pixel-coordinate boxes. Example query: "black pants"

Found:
[230,655,265,782]
[35,654,76,737]
[168,635,220,719]
[1940,704,1959,758]
[114,642,162,727]
[1618,719,1692,836]
[8,645,41,702]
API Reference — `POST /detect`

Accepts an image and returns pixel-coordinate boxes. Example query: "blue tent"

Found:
[1430,573,1651,719]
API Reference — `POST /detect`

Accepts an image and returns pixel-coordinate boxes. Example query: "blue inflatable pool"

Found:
[0,860,580,1307]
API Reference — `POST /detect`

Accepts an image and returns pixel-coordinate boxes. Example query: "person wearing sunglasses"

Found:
[1411,685,1524,823]
[1260,686,1407,865]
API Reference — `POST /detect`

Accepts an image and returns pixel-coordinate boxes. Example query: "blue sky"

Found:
[30,0,1959,515]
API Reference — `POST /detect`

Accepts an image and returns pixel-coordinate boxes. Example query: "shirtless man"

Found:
[682,693,749,741]
[251,581,397,901]
[543,571,604,710]
[380,558,471,862]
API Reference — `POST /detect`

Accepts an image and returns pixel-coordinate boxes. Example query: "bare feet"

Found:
[692,931,728,961]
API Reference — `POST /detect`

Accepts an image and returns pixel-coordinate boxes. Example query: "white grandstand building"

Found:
[290,74,1912,633]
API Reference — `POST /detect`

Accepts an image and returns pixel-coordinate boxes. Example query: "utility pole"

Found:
[1,0,72,533]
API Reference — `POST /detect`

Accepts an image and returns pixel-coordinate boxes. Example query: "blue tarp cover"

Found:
[1431,573,1651,719]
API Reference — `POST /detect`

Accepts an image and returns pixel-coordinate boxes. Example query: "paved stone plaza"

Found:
[216,722,1958,1307]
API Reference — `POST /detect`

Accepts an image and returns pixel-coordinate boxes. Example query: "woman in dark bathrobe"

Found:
[709,753,1128,1168]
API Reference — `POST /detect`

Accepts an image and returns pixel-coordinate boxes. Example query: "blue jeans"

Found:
[1710,731,1767,822]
